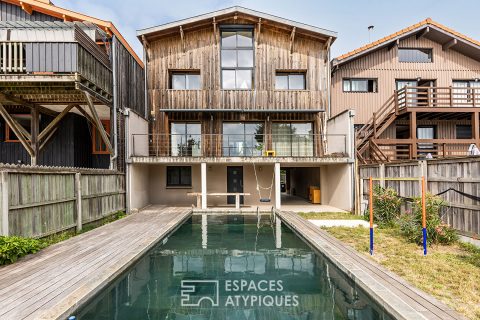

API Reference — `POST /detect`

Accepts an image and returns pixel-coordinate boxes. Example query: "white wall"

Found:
[129,164,150,211]
[327,109,355,159]
[320,163,353,211]
[127,110,149,157]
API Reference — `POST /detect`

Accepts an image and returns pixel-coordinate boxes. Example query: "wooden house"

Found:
[129,7,355,212]
[331,19,480,163]
[0,0,145,170]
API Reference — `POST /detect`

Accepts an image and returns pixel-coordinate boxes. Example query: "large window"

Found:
[272,122,313,156]
[343,79,377,92]
[417,126,436,152]
[276,72,306,90]
[170,72,201,89]
[456,125,472,139]
[399,48,432,63]
[221,28,254,89]
[170,123,201,156]
[92,120,110,154]
[166,166,192,187]
[222,122,264,156]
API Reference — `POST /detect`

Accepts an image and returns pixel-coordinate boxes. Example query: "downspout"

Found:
[124,108,131,213]
[110,35,118,169]
[323,37,332,154]
[143,42,148,119]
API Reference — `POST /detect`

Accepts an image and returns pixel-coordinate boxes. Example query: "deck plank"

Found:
[276,210,465,320]
[0,206,191,320]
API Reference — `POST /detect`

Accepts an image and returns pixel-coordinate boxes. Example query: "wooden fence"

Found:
[0,165,125,238]
[358,157,480,236]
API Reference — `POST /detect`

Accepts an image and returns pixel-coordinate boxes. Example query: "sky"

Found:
[54,0,480,60]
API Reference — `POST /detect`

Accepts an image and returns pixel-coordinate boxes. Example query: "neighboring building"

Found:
[331,19,480,163]
[0,0,145,170]
[129,7,355,211]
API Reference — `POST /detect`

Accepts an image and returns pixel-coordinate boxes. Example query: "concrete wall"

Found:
[327,110,355,159]
[320,163,353,211]
[129,164,150,211]
[127,110,148,157]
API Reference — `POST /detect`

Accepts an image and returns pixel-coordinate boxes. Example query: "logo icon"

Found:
[180,280,220,307]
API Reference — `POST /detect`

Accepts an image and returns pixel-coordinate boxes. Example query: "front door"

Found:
[227,166,244,205]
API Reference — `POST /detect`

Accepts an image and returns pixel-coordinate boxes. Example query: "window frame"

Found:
[166,166,192,188]
[220,26,255,90]
[4,114,32,143]
[169,122,202,156]
[342,78,378,93]
[455,124,472,139]
[398,47,433,63]
[92,120,111,155]
[169,70,201,90]
[275,71,307,90]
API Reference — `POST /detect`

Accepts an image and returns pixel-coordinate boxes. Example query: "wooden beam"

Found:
[38,104,75,141]
[30,107,39,165]
[416,26,430,39]
[19,1,32,15]
[0,92,57,117]
[256,18,262,44]
[39,127,57,151]
[75,105,101,132]
[442,38,457,51]
[212,18,217,45]
[387,39,399,51]
[62,14,72,22]
[289,27,296,54]
[473,111,480,146]
[179,26,185,52]
[0,103,33,156]
[83,92,113,154]
[410,111,417,159]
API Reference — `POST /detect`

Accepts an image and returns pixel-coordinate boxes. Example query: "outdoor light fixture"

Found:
[416,77,421,82]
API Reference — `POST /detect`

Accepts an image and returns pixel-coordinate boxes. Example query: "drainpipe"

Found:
[349,110,356,212]
[324,37,332,154]
[124,108,131,213]
[110,35,118,170]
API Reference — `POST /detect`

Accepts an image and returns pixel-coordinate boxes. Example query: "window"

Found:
[92,120,110,154]
[170,123,201,156]
[399,48,432,63]
[456,125,472,139]
[5,114,31,142]
[272,122,313,156]
[343,79,377,92]
[417,126,436,151]
[222,122,264,156]
[166,166,192,187]
[221,28,254,89]
[275,72,306,90]
[170,72,201,89]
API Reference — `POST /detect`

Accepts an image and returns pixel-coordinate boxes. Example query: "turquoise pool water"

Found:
[75,215,392,319]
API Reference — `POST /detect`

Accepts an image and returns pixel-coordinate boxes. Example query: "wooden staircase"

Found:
[356,91,399,164]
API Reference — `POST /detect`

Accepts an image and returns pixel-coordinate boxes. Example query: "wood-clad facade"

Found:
[331,20,480,163]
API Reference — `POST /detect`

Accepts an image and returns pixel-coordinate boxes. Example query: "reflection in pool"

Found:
[75,215,392,319]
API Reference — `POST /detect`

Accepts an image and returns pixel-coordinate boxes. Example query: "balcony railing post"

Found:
[449,86,453,106]
[394,90,399,114]
[473,88,476,107]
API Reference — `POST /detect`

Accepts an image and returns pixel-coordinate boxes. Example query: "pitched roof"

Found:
[137,6,337,41]
[3,0,143,67]
[334,18,480,65]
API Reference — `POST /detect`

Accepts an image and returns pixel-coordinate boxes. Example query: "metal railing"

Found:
[131,133,348,158]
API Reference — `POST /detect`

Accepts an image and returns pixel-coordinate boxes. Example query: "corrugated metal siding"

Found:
[332,35,480,124]
[0,2,60,22]
[25,42,78,72]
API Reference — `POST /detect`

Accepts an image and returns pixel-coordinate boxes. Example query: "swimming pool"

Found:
[74,214,392,319]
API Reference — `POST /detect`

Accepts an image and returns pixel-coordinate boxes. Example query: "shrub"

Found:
[399,193,458,246]
[0,236,43,265]
[364,185,402,227]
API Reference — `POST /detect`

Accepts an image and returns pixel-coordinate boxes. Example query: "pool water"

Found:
[75,215,392,320]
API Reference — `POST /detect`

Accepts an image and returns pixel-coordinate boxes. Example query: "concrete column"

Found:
[275,218,282,249]
[201,214,207,249]
[201,162,207,209]
[274,162,281,209]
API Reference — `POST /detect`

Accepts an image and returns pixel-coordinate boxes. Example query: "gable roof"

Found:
[2,0,143,67]
[334,18,480,66]
[137,6,337,42]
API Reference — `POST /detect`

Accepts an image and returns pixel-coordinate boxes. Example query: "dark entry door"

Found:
[227,166,244,205]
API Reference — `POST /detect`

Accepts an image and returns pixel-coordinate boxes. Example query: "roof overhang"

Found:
[137,6,337,42]
[333,20,480,67]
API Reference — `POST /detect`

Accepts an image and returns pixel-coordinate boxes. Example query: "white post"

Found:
[235,194,240,209]
[201,162,207,209]
[1,171,9,236]
[201,214,207,249]
[379,163,386,188]
[275,218,282,249]
[275,162,281,209]
[75,173,82,233]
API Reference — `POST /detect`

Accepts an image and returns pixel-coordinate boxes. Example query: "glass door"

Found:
[396,80,418,107]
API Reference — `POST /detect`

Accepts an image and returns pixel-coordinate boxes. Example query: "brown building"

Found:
[331,19,480,163]
[129,7,355,211]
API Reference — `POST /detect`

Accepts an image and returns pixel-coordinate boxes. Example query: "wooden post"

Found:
[410,111,417,159]
[379,163,385,188]
[394,90,399,114]
[369,176,374,255]
[472,112,480,147]
[75,173,82,233]
[30,107,39,166]
[1,171,8,236]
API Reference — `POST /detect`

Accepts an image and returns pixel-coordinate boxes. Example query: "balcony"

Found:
[154,89,324,111]
[0,23,113,105]
[131,133,349,159]
[396,86,480,111]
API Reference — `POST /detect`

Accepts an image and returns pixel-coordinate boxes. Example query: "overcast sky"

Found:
[55,0,480,59]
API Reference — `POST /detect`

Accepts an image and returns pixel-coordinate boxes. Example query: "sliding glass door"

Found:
[222,122,264,156]
[170,123,201,156]
[272,122,313,156]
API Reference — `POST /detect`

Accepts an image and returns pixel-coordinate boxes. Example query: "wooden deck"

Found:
[276,210,465,320]
[0,205,191,320]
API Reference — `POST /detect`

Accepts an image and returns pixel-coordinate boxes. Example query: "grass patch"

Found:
[1,211,127,265]
[324,226,480,320]
[298,211,363,220]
